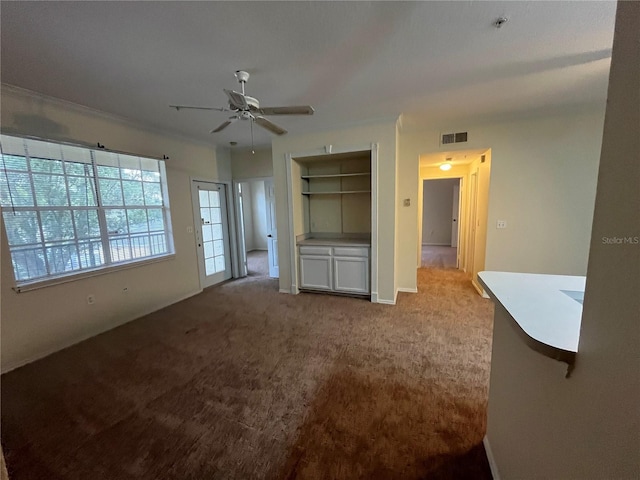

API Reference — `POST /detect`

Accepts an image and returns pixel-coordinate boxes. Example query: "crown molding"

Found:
[1,83,217,149]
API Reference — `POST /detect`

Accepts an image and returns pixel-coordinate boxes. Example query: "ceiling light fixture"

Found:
[440,156,453,171]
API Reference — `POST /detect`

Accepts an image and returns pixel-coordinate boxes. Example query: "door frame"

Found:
[232,176,274,277]
[190,177,240,290]
[233,181,249,277]
[417,148,491,295]
[420,176,466,270]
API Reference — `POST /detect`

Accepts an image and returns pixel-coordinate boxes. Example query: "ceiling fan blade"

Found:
[210,116,238,134]
[258,106,315,116]
[254,116,287,135]
[170,105,228,112]
[223,89,248,110]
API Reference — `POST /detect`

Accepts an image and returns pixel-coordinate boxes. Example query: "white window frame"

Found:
[0,134,175,292]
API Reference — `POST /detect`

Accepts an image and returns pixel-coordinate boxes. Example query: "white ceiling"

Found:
[1,1,616,148]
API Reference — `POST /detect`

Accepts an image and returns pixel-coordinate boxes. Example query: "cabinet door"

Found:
[300,255,333,291]
[333,256,369,294]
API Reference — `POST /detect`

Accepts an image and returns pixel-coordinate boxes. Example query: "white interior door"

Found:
[264,179,279,278]
[192,181,232,288]
[451,183,460,248]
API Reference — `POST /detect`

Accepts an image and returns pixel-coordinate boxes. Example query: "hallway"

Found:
[421,246,457,269]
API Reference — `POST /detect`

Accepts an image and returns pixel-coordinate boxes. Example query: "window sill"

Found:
[12,253,176,293]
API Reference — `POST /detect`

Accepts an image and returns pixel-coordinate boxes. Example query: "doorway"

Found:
[418,148,491,295]
[422,178,460,269]
[191,180,233,288]
[233,177,278,278]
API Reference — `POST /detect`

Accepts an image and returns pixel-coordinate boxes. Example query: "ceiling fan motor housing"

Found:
[242,96,260,111]
[235,70,250,83]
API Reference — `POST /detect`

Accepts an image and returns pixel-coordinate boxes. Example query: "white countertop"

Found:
[297,237,371,247]
[478,271,585,361]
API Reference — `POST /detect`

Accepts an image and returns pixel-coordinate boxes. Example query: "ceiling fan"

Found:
[170,70,314,139]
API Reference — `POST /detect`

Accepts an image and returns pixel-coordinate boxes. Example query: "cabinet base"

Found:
[298,288,371,300]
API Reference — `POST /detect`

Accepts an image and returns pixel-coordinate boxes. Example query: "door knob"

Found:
[267,234,273,238]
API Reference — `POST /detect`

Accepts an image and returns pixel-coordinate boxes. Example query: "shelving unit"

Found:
[292,150,373,299]
[301,173,371,179]
[301,171,371,195]
[302,190,371,195]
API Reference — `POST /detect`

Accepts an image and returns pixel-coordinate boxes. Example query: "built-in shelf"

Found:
[302,190,371,195]
[301,172,371,179]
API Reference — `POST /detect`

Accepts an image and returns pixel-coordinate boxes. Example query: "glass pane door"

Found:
[192,181,232,288]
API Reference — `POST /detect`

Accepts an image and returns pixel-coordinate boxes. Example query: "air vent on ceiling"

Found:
[441,131,468,145]
[441,133,455,145]
[455,132,468,143]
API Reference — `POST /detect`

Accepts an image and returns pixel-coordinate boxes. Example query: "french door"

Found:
[192,181,232,288]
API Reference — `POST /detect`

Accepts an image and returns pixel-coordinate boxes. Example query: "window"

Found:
[0,134,174,290]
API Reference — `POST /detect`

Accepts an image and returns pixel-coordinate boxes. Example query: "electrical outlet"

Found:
[87,294,95,305]
[403,198,411,207]
[187,226,193,233]
[497,220,507,229]
[122,287,129,294]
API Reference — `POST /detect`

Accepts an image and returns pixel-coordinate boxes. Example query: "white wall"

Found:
[0,85,230,372]
[231,147,273,179]
[250,180,268,250]
[486,3,640,476]
[240,182,255,252]
[422,178,457,245]
[272,120,397,303]
[398,107,605,292]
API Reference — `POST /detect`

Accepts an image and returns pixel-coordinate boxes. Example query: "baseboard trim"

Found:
[471,278,488,297]
[423,243,454,246]
[376,297,396,305]
[0,288,203,374]
[483,436,500,480]
[375,289,397,305]
[279,288,290,294]
[397,287,418,294]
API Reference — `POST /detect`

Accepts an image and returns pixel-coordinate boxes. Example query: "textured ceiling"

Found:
[1,1,616,148]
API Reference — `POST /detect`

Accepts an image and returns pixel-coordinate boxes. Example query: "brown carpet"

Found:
[1,266,494,480]
[247,250,270,277]
[421,246,458,269]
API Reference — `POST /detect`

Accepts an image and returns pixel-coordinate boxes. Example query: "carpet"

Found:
[421,246,458,269]
[1,264,494,480]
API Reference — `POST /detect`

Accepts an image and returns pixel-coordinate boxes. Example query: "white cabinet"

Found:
[334,257,369,294]
[299,255,332,291]
[299,244,370,296]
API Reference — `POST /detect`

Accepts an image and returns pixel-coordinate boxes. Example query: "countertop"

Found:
[297,237,371,247]
[478,271,585,364]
